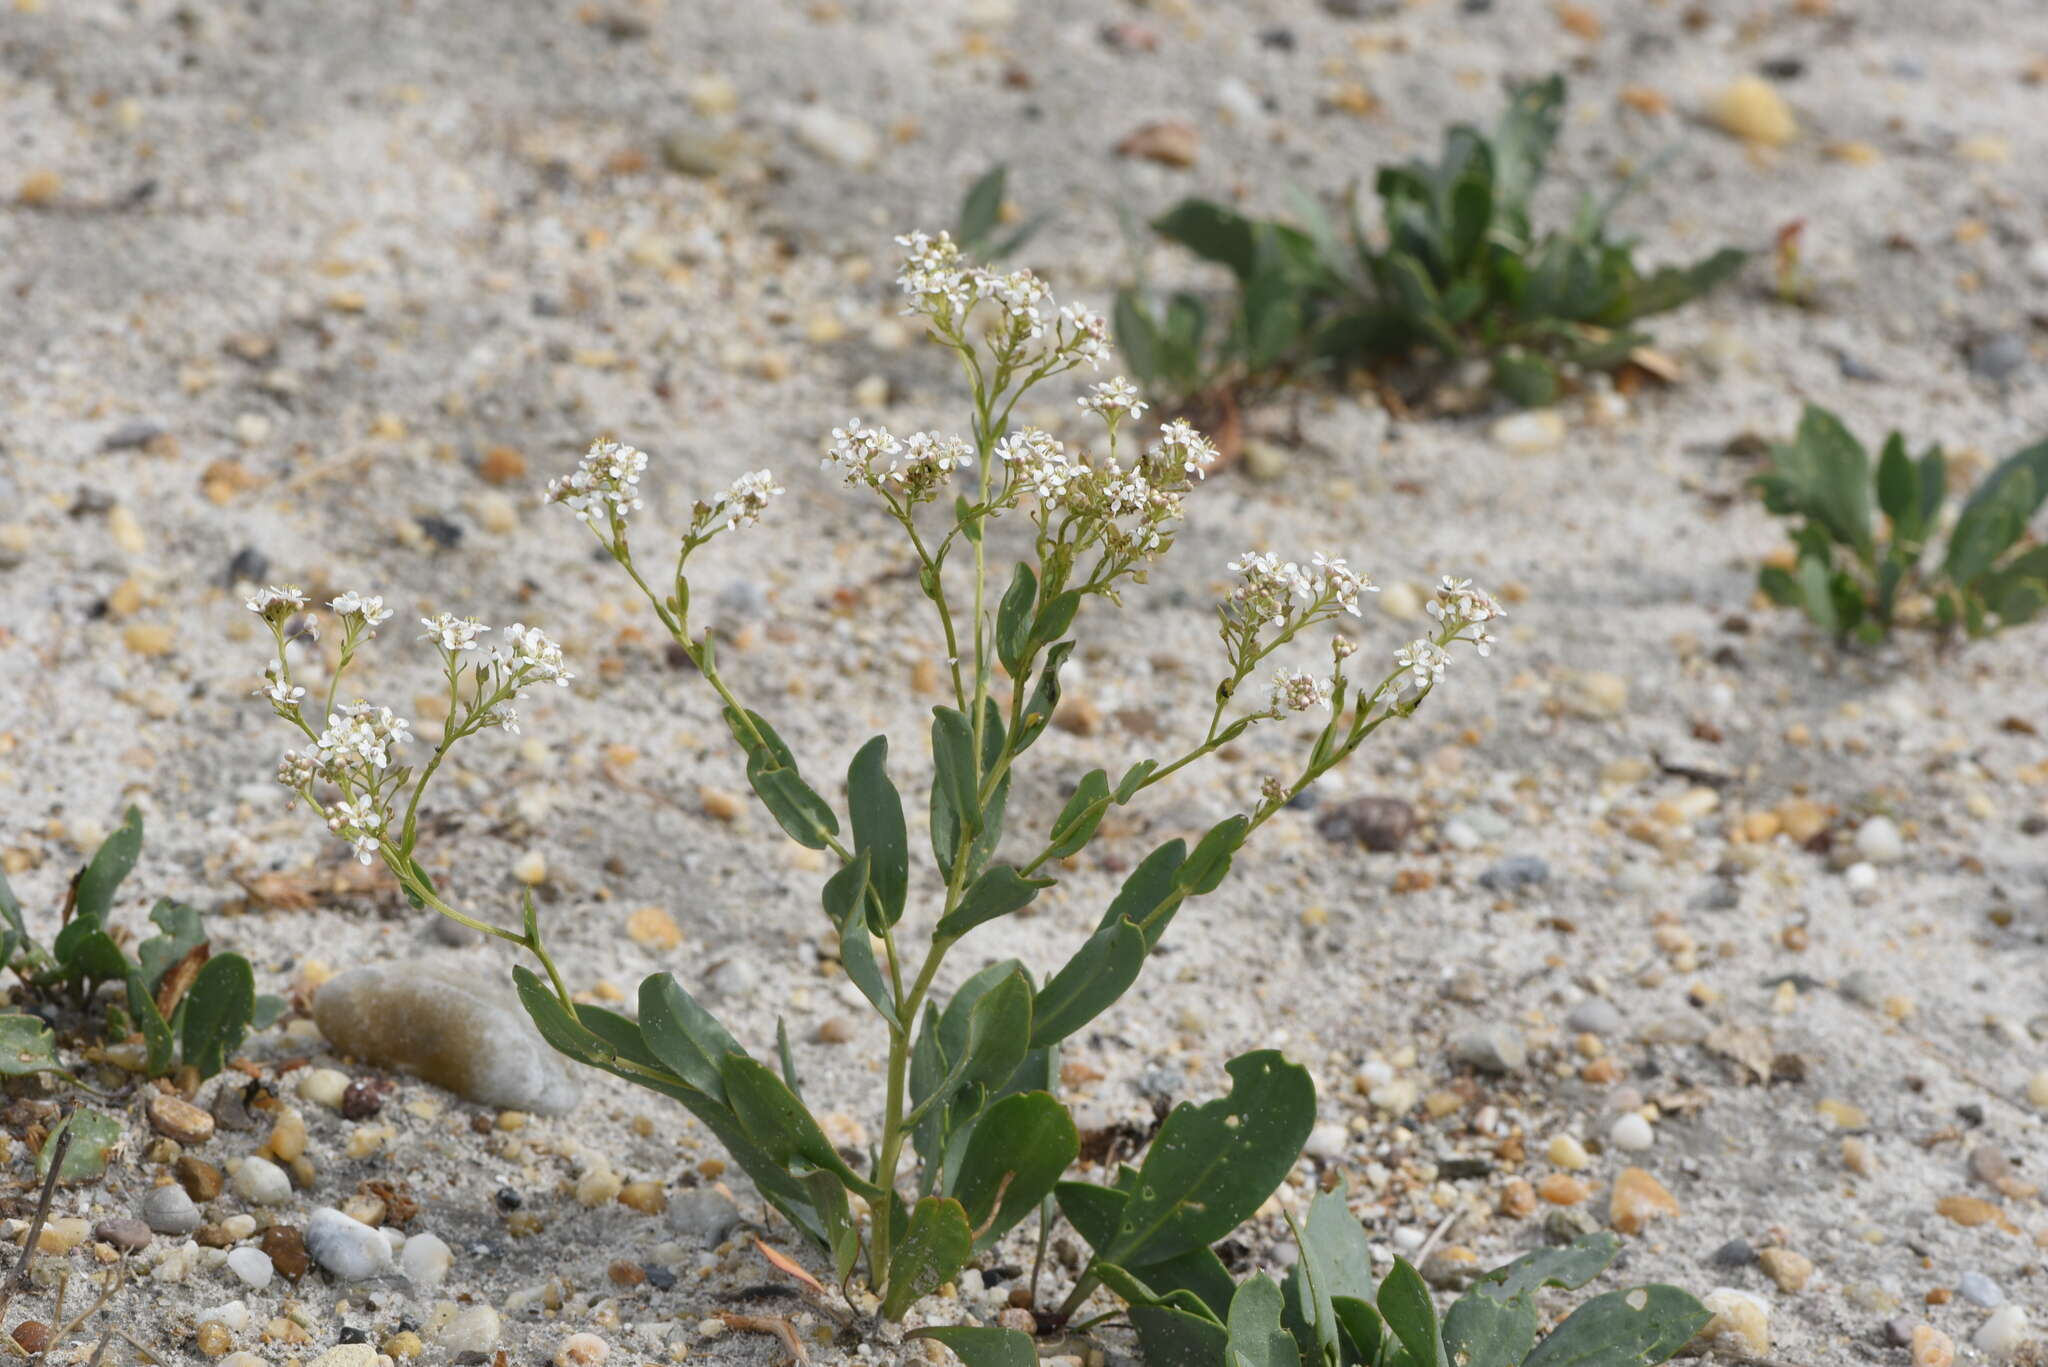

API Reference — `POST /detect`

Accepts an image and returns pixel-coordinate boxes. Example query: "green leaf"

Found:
[1132,1302,1232,1366]
[1334,1297,1387,1366]
[179,952,255,1078]
[952,1091,1079,1251]
[252,994,288,1031]
[73,805,142,926]
[909,1327,1038,1367]
[638,973,744,1101]
[1520,1286,1711,1367]
[1013,640,1074,754]
[40,1108,122,1184]
[1105,1051,1317,1268]
[1115,288,1166,391]
[135,899,206,992]
[1297,1187,1378,1303]
[1876,432,1919,543]
[1109,1248,1240,1322]
[1048,770,1112,860]
[1033,591,1084,646]
[848,737,909,931]
[51,922,131,984]
[1100,838,1187,941]
[0,865,23,941]
[1056,1180,1128,1254]
[1470,1233,1621,1302]
[1491,75,1565,225]
[1443,1291,1540,1367]
[1114,760,1158,804]
[1379,1259,1448,1367]
[937,866,1054,941]
[1031,916,1146,1048]
[126,971,175,1076]
[930,707,980,873]
[923,968,1033,1110]
[777,1017,801,1096]
[826,858,901,1029]
[996,562,1039,673]
[881,1196,975,1319]
[1175,817,1249,898]
[720,1054,878,1196]
[1960,437,2048,526]
[1228,1274,1299,1367]
[726,708,839,850]
[0,1014,62,1077]
[797,1168,862,1284]
[1492,351,1559,408]
[956,165,1008,252]
[1154,199,1264,280]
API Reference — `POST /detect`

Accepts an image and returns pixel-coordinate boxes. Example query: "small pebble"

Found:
[1956,1271,2003,1308]
[432,1307,503,1353]
[1974,1306,2029,1359]
[226,1247,274,1290]
[141,1184,203,1235]
[305,1207,394,1281]
[92,1217,152,1252]
[1489,409,1566,453]
[1566,999,1621,1035]
[1709,1238,1757,1267]
[1696,1288,1771,1356]
[1478,855,1549,892]
[1757,1247,1812,1292]
[296,1068,351,1110]
[1854,816,1903,864]
[555,1333,610,1367]
[1913,1324,1956,1367]
[1609,1113,1655,1151]
[147,1092,216,1145]
[1450,1024,1525,1074]
[401,1232,453,1287]
[232,1156,293,1206]
[1304,1122,1348,1160]
[1710,77,1797,146]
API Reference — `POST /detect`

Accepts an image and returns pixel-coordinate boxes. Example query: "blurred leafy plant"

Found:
[1755,405,2048,641]
[952,165,1047,263]
[255,230,1507,1333]
[1084,1191,1708,1367]
[1133,76,1747,409]
[0,807,283,1081]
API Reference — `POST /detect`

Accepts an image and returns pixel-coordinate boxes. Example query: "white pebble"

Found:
[304,1206,395,1281]
[1609,1113,1655,1151]
[1843,861,1879,893]
[2026,1070,2048,1109]
[296,1067,351,1110]
[198,1300,252,1332]
[231,1156,293,1206]
[1854,816,1903,864]
[1489,409,1566,454]
[226,1247,273,1290]
[1304,1123,1348,1161]
[555,1332,610,1367]
[432,1306,503,1353]
[1974,1306,2029,1359]
[219,1214,257,1240]
[402,1232,453,1287]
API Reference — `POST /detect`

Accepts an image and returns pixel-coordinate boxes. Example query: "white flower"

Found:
[712,469,784,530]
[480,703,519,734]
[1079,377,1147,421]
[546,439,649,526]
[1269,668,1333,714]
[254,661,305,706]
[315,702,412,771]
[1428,575,1505,627]
[1152,419,1218,479]
[329,591,394,630]
[1059,303,1111,368]
[245,585,309,620]
[498,623,572,686]
[421,613,489,652]
[1394,638,1451,688]
[824,419,902,483]
[891,432,975,487]
[995,428,1073,503]
[895,230,972,314]
[1311,554,1376,616]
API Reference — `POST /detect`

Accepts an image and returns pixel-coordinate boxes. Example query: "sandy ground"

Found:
[2,0,2046,1364]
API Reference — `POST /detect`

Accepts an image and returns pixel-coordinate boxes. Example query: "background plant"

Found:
[1058,1178,1709,1367]
[0,807,282,1082]
[1754,404,2048,641]
[253,230,1506,1343]
[1130,76,1747,409]
[951,165,1048,264]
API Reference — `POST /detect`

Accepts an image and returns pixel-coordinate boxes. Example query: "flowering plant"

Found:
[253,232,1504,1344]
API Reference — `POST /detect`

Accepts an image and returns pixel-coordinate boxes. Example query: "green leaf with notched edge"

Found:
[1444,1289,1540,1367]
[720,1054,881,1199]
[1470,1233,1621,1303]
[996,562,1038,673]
[797,1168,862,1284]
[881,1197,974,1320]
[936,867,1054,941]
[1104,1051,1316,1268]
[638,973,744,1102]
[909,1327,1038,1367]
[180,952,255,1079]
[40,1108,122,1184]
[951,1091,1078,1250]
[73,806,142,926]
[1520,1286,1711,1367]
[848,737,909,931]
[0,1015,62,1077]
[1379,1259,1448,1367]
[1229,1274,1301,1367]
[1031,916,1145,1048]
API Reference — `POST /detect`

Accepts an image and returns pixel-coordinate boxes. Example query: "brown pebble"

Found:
[258,1225,309,1280]
[1758,1247,1813,1292]
[17,170,60,206]
[618,1181,667,1216]
[1498,1178,1537,1218]
[479,446,528,485]
[607,1259,646,1286]
[997,1307,1036,1333]
[1536,1174,1590,1206]
[195,1321,232,1357]
[1609,1167,1681,1234]
[195,1223,237,1249]
[700,787,744,822]
[1926,1287,1952,1306]
[341,1078,392,1121]
[11,1323,49,1354]
[815,1017,855,1045]
[175,1156,224,1203]
[147,1092,216,1146]
[1052,695,1101,736]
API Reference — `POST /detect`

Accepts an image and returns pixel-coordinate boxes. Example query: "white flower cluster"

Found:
[893,230,1110,369]
[545,439,649,528]
[421,613,489,653]
[1392,577,1506,691]
[245,584,309,623]
[823,420,972,498]
[497,622,572,686]
[1227,551,1378,630]
[1268,668,1334,715]
[326,797,385,865]
[1079,377,1147,422]
[710,469,785,530]
[255,660,304,706]
[314,702,413,774]
[329,591,394,632]
[1152,419,1219,480]
[994,427,1075,503]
